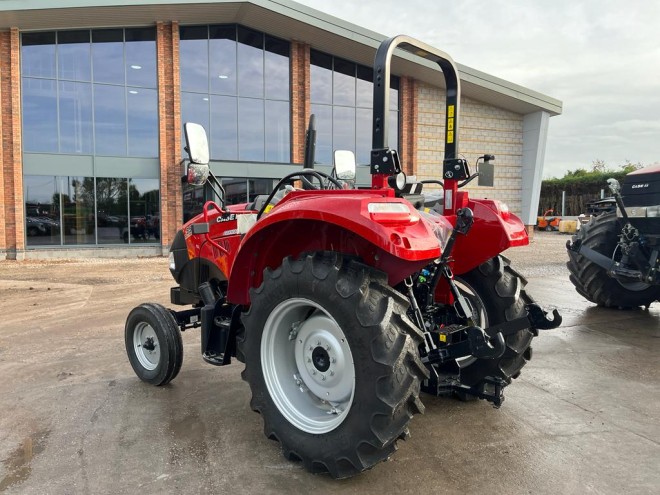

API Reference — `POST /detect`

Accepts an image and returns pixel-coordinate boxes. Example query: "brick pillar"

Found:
[399,76,417,176]
[0,28,24,260]
[290,41,310,164]
[157,22,182,251]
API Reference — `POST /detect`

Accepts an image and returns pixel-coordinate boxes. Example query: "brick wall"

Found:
[0,28,24,260]
[157,22,182,249]
[290,41,310,164]
[415,81,524,215]
[398,76,417,175]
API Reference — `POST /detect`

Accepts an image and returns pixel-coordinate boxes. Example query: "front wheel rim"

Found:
[261,298,355,434]
[133,322,160,371]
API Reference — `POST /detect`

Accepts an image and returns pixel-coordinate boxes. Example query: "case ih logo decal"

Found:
[217,214,236,223]
[631,183,649,189]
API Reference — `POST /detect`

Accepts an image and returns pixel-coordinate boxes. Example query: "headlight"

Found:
[169,251,176,271]
[367,202,418,225]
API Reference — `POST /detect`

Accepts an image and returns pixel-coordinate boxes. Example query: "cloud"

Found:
[303,0,660,178]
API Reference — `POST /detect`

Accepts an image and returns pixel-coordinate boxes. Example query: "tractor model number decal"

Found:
[447,105,455,144]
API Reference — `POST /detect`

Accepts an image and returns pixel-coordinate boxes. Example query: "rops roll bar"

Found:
[370,35,461,187]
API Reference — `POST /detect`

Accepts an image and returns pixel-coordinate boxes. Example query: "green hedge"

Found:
[538,171,628,216]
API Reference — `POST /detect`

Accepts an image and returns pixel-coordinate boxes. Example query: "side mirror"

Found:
[184,122,210,186]
[333,150,356,181]
[184,122,210,165]
[477,155,495,187]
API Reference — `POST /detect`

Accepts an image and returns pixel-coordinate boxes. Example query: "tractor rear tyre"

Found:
[453,256,534,399]
[567,211,660,308]
[125,303,184,386]
[238,252,428,478]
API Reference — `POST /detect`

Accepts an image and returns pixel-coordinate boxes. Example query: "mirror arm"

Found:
[458,173,479,188]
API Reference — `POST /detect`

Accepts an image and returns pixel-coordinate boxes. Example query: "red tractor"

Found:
[125,35,560,478]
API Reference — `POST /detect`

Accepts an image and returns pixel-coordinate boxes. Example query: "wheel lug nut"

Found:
[312,370,317,375]
[309,346,314,351]
[325,345,330,351]
[321,375,326,381]
[307,358,311,363]
[330,371,334,376]
[331,358,336,363]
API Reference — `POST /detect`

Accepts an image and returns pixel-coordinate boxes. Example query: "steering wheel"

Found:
[257,170,344,220]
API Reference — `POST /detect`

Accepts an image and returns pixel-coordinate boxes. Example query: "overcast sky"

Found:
[303,0,660,178]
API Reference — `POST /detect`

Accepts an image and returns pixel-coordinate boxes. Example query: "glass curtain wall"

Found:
[310,50,399,165]
[180,25,290,162]
[21,28,160,247]
[25,176,160,247]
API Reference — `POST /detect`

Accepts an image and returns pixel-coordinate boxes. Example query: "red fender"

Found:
[226,190,441,305]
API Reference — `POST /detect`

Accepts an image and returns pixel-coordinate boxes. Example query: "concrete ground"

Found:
[0,232,658,494]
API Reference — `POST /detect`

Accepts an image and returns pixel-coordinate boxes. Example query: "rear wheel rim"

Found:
[453,279,489,368]
[133,322,160,371]
[261,298,355,434]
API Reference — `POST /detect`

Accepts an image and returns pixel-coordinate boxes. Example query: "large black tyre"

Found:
[125,303,184,386]
[453,256,534,397]
[238,252,428,478]
[567,211,660,308]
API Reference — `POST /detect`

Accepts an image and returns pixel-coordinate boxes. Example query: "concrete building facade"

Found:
[0,0,562,260]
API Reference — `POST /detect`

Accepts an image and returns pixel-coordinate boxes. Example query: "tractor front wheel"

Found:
[239,252,428,478]
[125,303,184,385]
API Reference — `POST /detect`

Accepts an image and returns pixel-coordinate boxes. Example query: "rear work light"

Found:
[367,202,419,225]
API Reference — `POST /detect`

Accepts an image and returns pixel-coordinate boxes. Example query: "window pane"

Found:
[248,179,275,202]
[222,179,248,205]
[94,84,127,156]
[210,26,237,95]
[238,98,264,161]
[310,104,332,165]
[237,27,263,98]
[92,29,124,85]
[96,177,128,244]
[126,40,156,88]
[63,176,95,245]
[58,30,91,82]
[128,179,160,244]
[210,95,238,160]
[59,81,93,154]
[389,110,399,152]
[265,36,289,100]
[265,100,290,163]
[25,175,61,246]
[390,77,400,110]
[22,32,56,78]
[127,88,158,157]
[356,108,371,165]
[181,92,210,156]
[180,28,209,93]
[333,58,355,107]
[310,51,332,104]
[333,106,355,153]
[183,183,205,223]
[22,78,58,152]
[356,65,373,108]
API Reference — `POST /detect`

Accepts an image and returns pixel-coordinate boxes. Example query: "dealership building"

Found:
[0,0,562,260]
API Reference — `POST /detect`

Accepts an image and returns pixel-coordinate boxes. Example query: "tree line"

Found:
[538,160,645,216]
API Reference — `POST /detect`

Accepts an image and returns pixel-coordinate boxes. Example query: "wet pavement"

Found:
[0,232,658,494]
